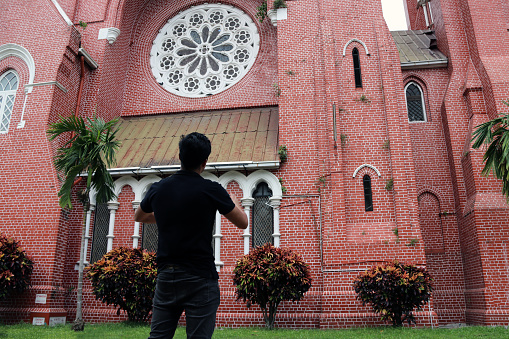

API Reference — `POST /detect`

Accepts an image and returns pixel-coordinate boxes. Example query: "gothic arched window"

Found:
[0,70,18,133]
[252,182,273,247]
[363,175,373,212]
[405,82,426,122]
[352,48,362,88]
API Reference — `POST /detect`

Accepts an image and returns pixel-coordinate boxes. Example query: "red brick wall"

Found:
[2,0,509,328]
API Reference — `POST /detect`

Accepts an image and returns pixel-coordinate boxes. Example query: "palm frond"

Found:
[58,165,85,209]
[472,101,509,200]
[48,115,121,209]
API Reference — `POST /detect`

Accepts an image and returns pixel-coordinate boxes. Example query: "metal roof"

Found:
[391,30,448,70]
[111,106,280,175]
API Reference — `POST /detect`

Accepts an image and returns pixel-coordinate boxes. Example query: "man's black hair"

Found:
[179,132,212,170]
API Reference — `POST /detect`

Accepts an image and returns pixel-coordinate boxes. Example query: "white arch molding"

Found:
[342,38,370,57]
[404,81,427,122]
[0,44,35,92]
[353,164,382,178]
[87,170,282,269]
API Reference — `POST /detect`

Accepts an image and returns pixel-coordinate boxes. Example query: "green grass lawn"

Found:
[0,323,508,339]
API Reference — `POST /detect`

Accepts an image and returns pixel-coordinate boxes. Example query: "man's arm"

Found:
[224,195,248,229]
[134,205,156,224]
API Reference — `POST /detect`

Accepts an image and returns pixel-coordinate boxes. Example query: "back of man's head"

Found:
[179,132,211,170]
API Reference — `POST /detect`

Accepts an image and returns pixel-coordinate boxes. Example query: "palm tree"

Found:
[47,115,120,331]
[471,100,509,201]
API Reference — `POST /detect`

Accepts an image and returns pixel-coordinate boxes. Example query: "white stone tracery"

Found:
[150,4,260,98]
[88,170,281,270]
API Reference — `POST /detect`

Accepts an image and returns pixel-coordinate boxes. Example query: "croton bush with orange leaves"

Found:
[86,247,157,322]
[0,233,34,301]
[353,260,433,327]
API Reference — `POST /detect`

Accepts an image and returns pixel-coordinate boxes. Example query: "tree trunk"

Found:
[73,203,88,331]
[392,310,403,327]
[262,302,278,330]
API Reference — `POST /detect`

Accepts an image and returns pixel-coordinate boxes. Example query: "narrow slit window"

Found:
[352,48,363,88]
[363,175,373,212]
[406,82,426,122]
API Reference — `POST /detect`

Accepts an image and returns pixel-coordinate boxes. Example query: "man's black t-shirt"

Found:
[140,170,235,280]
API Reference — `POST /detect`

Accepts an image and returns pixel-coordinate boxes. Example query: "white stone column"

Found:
[106,202,119,252]
[132,201,141,248]
[269,197,282,247]
[84,204,95,263]
[213,212,223,271]
[241,198,254,254]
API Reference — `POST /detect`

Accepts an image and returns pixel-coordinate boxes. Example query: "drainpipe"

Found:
[75,54,85,117]
[72,47,97,187]
[71,53,85,188]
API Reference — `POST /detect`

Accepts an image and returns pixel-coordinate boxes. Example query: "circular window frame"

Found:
[150,4,260,98]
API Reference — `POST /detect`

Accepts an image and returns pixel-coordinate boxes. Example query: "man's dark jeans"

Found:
[148,267,220,339]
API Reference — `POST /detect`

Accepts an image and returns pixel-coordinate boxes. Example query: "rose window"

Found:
[150,4,260,98]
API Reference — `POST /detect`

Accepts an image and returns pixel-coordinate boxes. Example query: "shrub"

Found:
[0,233,34,300]
[353,260,433,327]
[233,243,312,329]
[86,247,157,322]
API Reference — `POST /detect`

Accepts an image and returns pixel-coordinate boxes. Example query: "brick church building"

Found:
[1,0,508,328]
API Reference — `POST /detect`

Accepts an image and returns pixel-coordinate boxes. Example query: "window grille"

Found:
[363,175,373,212]
[0,71,18,133]
[406,83,426,122]
[90,203,110,263]
[252,182,273,248]
[142,223,158,253]
[352,48,362,88]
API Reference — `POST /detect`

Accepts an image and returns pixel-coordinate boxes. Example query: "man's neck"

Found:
[181,166,203,175]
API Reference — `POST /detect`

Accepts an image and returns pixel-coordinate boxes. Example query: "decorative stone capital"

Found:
[132,201,140,210]
[268,197,282,208]
[241,198,254,207]
[98,27,121,44]
[267,9,277,26]
[107,202,120,211]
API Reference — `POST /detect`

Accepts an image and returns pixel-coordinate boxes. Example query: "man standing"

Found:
[134,132,248,338]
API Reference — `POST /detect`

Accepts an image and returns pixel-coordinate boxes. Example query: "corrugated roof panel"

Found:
[113,107,279,170]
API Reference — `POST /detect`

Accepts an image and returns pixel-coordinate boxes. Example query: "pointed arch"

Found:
[246,170,282,199]
[405,81,427,122]
[137,175,162,200]
[113,176,138,200]
[218,171,248,197]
